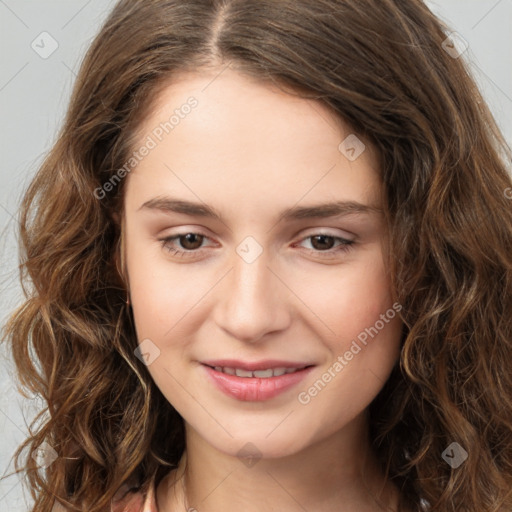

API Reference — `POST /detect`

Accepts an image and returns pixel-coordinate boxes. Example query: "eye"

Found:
[158,231,355,260]
[294,233,355,258]
[159,232,214,258]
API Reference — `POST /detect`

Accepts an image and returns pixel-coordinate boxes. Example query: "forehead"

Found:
[126,68,382,213]
[136,68,369,156]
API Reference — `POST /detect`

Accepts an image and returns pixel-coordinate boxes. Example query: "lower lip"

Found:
[201,364,314,401]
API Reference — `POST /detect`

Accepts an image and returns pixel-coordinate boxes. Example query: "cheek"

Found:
[296,263,401,437]
[124,233,202,341]
[294,247,402,397]
[294,249,395,342]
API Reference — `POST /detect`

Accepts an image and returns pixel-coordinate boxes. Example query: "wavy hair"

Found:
[2,0,512,510]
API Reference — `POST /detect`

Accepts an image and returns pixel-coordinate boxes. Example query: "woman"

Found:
[3,1,512,511]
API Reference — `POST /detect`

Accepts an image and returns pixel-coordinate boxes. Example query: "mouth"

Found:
[200,360,316,401]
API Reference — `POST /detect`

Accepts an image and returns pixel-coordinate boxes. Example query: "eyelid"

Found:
[297,227,356,240]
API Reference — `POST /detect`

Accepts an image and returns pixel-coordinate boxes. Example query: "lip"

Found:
[201,363,315,401]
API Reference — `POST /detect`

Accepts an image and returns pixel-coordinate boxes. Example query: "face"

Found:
[121,68,402,459]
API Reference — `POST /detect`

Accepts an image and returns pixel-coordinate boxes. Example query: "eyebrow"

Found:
[138,196,382,222]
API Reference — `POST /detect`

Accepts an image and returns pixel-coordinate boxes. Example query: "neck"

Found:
[157,411,400,512]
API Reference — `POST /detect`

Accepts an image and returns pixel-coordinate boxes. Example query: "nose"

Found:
[212,249,292,343]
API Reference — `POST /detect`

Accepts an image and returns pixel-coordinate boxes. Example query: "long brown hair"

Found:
[3,0,512,510]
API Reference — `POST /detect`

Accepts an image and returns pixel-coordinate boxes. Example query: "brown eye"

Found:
[159,232,212,257]
[310,234,336,251]
[179,233,204,250]
[295,233,355,259]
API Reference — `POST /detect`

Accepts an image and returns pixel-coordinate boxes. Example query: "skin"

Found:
[121,67,404,511]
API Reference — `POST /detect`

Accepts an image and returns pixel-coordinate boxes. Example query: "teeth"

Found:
[235,368,253,378]
[212,366,304,378]
[253,369,273,378]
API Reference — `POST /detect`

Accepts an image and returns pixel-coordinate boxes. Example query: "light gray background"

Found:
[0,1,511,509]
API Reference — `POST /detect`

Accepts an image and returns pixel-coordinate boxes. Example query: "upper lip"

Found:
[201,359,315,371]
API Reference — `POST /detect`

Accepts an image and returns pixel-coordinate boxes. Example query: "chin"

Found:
[194,422,313,461]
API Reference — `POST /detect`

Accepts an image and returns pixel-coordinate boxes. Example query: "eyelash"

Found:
[158,232,355,260]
